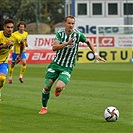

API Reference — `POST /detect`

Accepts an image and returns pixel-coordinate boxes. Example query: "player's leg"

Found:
[8,53,18,84]
[0,75,6,99]
[19,52,27,83]
[39,66,58,114]
[55,80,66,97]
[39,80,53,114]
[55,70,71,97]
[42,80,53,105]
[0,63,8,101]
[0,74,6,101]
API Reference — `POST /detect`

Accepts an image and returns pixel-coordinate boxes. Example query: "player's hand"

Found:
[67,36,75,46]
[25,42,28,47]
[5,41,13,48]
[95,55,106,62]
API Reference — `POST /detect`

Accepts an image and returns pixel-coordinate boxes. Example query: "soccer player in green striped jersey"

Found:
[39,16,106,114]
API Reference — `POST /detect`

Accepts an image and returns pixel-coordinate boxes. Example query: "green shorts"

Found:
[45,62,73,86]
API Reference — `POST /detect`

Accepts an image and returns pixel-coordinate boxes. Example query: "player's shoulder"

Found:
[24,31,28,34]
[12,32,18,37]
[24,31,28,36]
[73,29,82,34]
[73,29,85,38]
[13,31,19,34]
[57,28,65,34]
[11,32,22,40]
[0,30,4,36]
[14,30,28,35]
[13,31,21,38]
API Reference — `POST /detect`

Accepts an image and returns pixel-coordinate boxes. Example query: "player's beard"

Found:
[66,26,73,34]
[68,28,73,34]
[4,31,12,36]
[7,30,12,36]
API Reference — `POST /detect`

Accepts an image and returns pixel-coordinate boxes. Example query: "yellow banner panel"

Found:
[77,48,132,63]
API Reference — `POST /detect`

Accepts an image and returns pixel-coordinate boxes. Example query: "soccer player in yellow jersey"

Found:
[0,19,24,101]
[8,21,28,83]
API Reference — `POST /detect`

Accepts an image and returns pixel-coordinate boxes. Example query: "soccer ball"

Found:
[104,106,119,122]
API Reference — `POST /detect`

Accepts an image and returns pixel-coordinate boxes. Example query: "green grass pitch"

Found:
[0,63,132,133]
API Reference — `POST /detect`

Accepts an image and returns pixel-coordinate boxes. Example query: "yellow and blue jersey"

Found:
[0,31,22,63]
[13,31,28,54]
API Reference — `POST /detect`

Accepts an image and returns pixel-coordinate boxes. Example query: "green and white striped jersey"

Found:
[53,29,87,68]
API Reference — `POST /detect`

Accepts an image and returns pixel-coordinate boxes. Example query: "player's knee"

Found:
[45,79,53,88]
[56,80,66,92]
[0,76,6,87]
[22,62,26,66]
[56,86,62,92]
[44,86,51,91]
[0,76,6,81]
[56,85,65,92]
[22,65,26,68]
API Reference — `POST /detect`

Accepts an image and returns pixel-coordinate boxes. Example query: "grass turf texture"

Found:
[0,63,132,133]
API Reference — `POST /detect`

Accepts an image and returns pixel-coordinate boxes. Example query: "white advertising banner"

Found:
[75,18,124,35]
[27,34,132,49]
[115,35,133,48]
[27,34,55,49]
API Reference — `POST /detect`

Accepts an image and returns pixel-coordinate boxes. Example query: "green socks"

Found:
[42,89,50,107]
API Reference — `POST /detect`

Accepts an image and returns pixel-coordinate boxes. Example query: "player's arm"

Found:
[0,43,5,49]
[52,37,75,51]
[52,41,66,51]
[85,39,97,54]
[85,39,106,62]
[0,41,13,50]
[25,35,28,47]
[19,40,24,55]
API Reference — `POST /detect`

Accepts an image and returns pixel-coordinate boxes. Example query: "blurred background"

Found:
[0,0,133,34]
[0,0,65,34]
[0,0,132,63]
